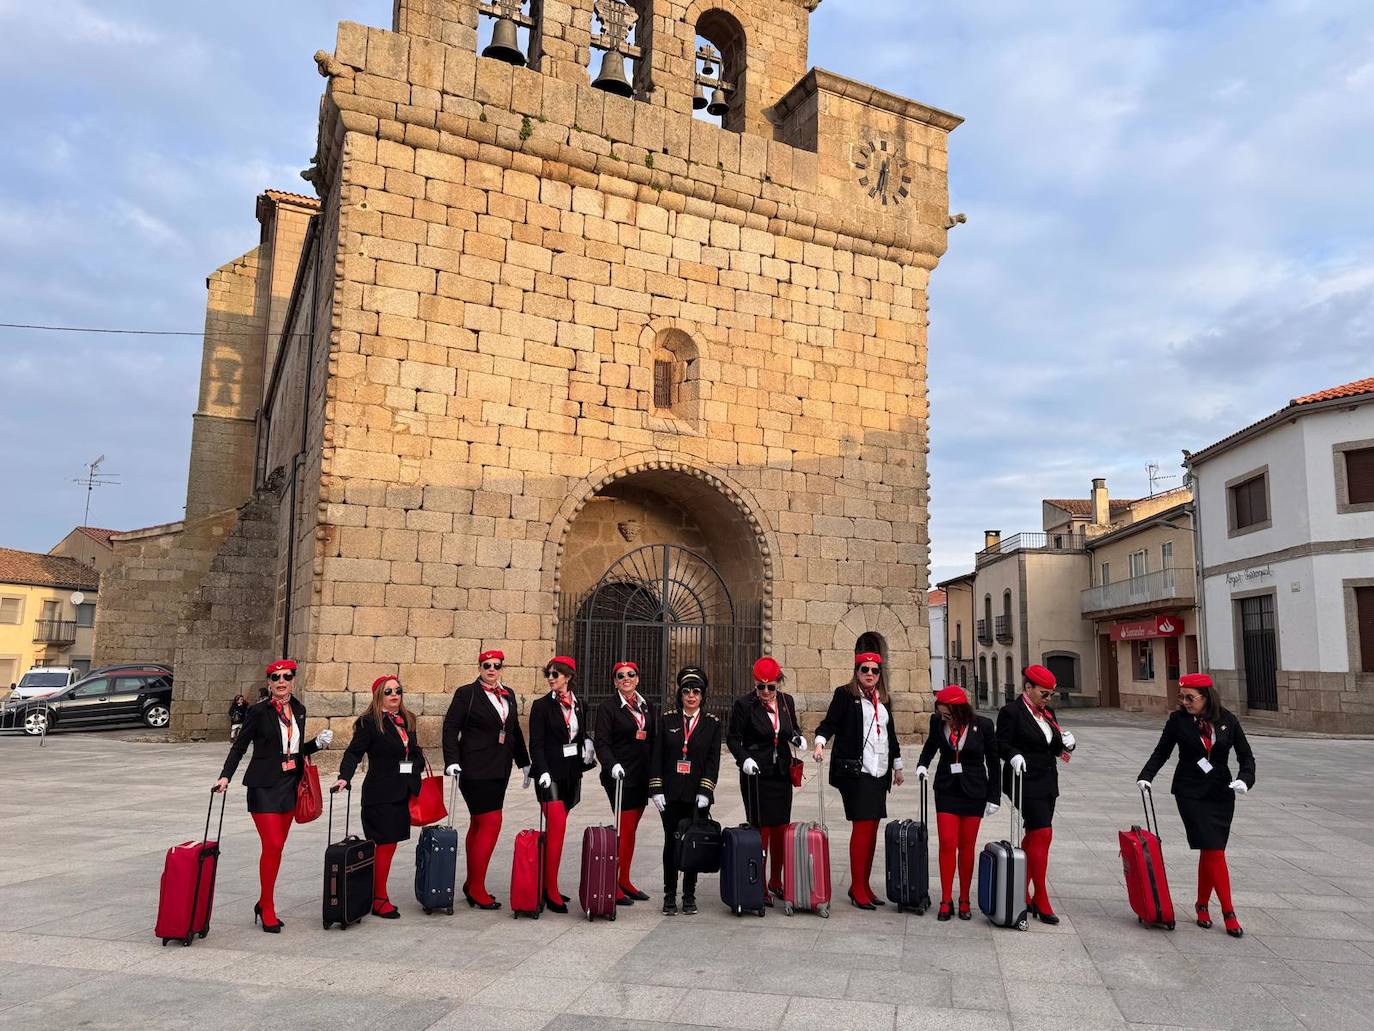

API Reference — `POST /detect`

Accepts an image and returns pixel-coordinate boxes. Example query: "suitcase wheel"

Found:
[609,910,616,922]
[161,939,169,947]
[181,937,192,947]
[1166,922,1175,931]
[817,905,829,919]
[733,908,741,917]
[756,909,765,918]
[323,920,331,930]
[198,929,209,939]
[423,908,432,915]
[1017,917,1029,931]
[783,902,794,916]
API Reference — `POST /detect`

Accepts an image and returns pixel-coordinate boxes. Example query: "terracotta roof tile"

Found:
[1292,376,1374,406]
[260,189,321,209]
[75,527,119,548]
[0,547,100,591]
[1043,498,1134,516]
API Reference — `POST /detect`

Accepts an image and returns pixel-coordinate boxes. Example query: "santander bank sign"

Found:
[1110,614,1184,641]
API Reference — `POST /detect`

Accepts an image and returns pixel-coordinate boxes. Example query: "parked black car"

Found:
[1,668,173,736]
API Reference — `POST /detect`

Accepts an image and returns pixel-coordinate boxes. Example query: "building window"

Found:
[1128,549,1148,579]
[694,11,747,132]
[1005,654,1013,687]
[1161,542,1174,590]
[647,327,700,428]
[1357,586,1374,674]
[72,658,91,676]
[653,359,674,408]
[1227,469,1271,534]
[1335,441,1374,513]
[75,603,96,628]
[0,656,18,688]
[1100,562,1110,586]
[954,622,962,658]
[0,597,22,625]
[1133,640,1155,681]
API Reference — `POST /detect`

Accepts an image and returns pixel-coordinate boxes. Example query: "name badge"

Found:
[676,760,692,774]
[399,761,414,775]
[635,730,648,741]
[949,762,963,775]
[562,743,578,758]
[1197,758,1213,773]
[280,759,296,772]
[498,731,506,745]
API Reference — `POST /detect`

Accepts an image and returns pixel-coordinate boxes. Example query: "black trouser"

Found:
[659,800,699,898]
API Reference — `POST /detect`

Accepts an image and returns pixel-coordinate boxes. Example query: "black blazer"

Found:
[726,692,802,777]
[916,714,1000,806]
[996,695,1072,802]
[648,708,723,803]
[442,679,530,778]
[594,694,656,787]
[528,692,590,784]
[1139,707,1256,801]
[219,698,320,788]
[814,685,901,789]
[338,714,426,804]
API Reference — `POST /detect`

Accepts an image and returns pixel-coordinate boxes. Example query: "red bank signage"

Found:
[1110,614,1184,641]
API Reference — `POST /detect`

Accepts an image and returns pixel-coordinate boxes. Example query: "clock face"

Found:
[854,138,911,206]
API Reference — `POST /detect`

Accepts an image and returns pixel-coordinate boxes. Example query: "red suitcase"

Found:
[510,805,545,919]
[579,778,620,921]
[1120,784,1175,930]
[156,791,225,946]
[781,758,831,917]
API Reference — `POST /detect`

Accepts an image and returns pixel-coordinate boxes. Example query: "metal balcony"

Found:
[975,619,992,645]
[994,615,1013,643]
[977,531,1086,567]
[33,620,77,645]
[1080,566,1197,618]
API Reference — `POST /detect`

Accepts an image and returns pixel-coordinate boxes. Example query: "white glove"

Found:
[538,772,551,789]
[651,794,666,812]
[914,765,929,781]
[315,729,334,748]
[1136,779,1151,792]
[983,802,1000,818]
[1009,754,1026,773]
[696,794,709,809]
[741,757,760,776]
[521,767,532,790]
[610,763,625,780]
[582,740,596,764]
[1230,780,1248,795]
[1061,730,1076,749]
[792,734,807,751]
[446,763,461,776]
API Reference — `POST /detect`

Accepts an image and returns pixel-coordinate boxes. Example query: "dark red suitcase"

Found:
[511,804,545,919]
[156,790,225,946]
[1120,785,1175,930]
[579,778,620,921]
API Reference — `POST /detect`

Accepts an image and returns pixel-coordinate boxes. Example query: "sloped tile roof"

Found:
[1043,498,1135,517]
[0,547,100,591]
[1292,376,1374,406]
[1188,374,1374,465]
[261,189,321,209]
[75,527,119,548]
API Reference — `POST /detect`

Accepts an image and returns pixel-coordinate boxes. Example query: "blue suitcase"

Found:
[720,825,766,917]
[414,780,458,915]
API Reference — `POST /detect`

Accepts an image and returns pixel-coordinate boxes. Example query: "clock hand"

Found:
[876,158,889,195]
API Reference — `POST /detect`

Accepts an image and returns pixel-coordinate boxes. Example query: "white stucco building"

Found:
[929,589,947,693]
[1185,376,1374,731]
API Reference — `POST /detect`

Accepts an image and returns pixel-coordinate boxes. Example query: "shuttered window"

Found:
[1346,448,1374,505]
[653,360,674,408]
[1231,474,1268,529]
[1357,586,1374,674]
[0,597,21,625]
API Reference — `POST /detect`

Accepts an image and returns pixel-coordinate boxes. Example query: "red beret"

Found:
[612,661,638,675]
[1179,673,1213,690]
[371,674,400,693]
[753,656,782,683]
[854,652,883,666]
[935,685,968,706]
[478,649,504,664]
[549,655,576,673]
[265,659,297,675]
[1023,664,1056,689]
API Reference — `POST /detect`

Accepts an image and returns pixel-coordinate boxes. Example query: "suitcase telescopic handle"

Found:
[448,774,459,829]
[817,752,826,827]
[328,783,351,840]
[1139,782,1161,840]
[204,786,226,846]
[918,767,928,826]
[1011,765,1023,843]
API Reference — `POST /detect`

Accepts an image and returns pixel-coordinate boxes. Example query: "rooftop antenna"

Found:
[72,455,119,524]
[1146,461,1177,498]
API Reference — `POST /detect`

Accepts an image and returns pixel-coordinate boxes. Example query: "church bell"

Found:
[706,87,729,117]
[482,17,526,66]
[592,49,634,97]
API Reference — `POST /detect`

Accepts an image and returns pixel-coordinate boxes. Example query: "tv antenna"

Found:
[73,455,119,524]
[1146,461,1178,497]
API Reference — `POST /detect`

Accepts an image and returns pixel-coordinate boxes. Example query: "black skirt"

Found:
[1176,792,1235,850]
[602,772,650,811]
[362,800,413,845]
[740,771,793,827]
[839,772,888,821]
[246,773,299,815]
[536,775,582,812]
[934,787,986,818]
[1021,796,1056,831]
[459,774,510,816]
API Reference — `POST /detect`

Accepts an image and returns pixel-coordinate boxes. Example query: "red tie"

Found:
[273,700,291,729]
[1197,718,1213,754]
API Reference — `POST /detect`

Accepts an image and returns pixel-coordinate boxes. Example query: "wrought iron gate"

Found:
[556,544,762,728]
[1239,595,1278,711]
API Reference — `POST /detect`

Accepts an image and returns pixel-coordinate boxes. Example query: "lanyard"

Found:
[558,692,576,741]
[866,691,883,740]
[274,702,295,753]
[389,713,410,752]
[486,686,508,724]
[681,711,700,757]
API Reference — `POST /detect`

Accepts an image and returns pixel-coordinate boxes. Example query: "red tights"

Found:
[373,842,397,914]
[1198,849,1238,928]
[849,819,881,905]
[542,801,569,902]
[464,810,503,905]
[617,806,644,898]
[250,811,294,925]
[760,824,787,892]
[935,813,982,904]
[1021,826,1054,915]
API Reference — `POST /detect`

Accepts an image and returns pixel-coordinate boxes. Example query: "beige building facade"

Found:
[0,549,100,686]
[96,0,961,743]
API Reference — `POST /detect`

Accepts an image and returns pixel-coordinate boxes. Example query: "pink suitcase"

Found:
[156,791,225,946]
[781,760,831,917]
[579,778,620,921]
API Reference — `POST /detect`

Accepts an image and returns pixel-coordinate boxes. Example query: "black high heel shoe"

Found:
[621,885,650,902]
[1195,903,1212,929]
[462,885,501,911]
[848,889,876,911]
[372,897,401,920]
[1027,902,1059,925]
[936,900,953,921]
[1222,911,1243,938]
[254,903,283,933]
[958,899,972,921]
[544,896,569,914]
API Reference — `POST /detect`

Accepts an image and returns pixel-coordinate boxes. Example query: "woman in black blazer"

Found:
[1138,672,1256,937]
[648,666,722,915]
[441,648,531,910]
[996,664,1076,925]
[594,660,656,905]
[528,655,594,913]
[213,659,332,932]
[331,675,425,919]
[812,651,904,911]
[727,656,807,902]
[915,685,1000,920]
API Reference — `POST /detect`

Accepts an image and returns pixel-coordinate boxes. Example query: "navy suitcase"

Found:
[885,773,931,914]
[415,779,459,915]
[720,824,767,917]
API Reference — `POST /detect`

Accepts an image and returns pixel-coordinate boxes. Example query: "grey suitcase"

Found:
[977,767,1028,931]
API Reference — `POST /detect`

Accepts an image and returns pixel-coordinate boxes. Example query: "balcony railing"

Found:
[950,642,965,660]
[975,619,992,645]
[1080,566,1196,616]
[994,615,1013,642]
[33,620,77,645]
[977,531,1086,566]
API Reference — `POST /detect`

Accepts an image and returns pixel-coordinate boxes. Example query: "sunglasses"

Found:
[480,661,503,671]
[544,670,565,680]
[1179,693,1201,703]
[615,670,638,680]
[268,672,295,682]
[681,686,702,695]
[382,686,403,697]
[755,683,777,692]
[857,665,880,675]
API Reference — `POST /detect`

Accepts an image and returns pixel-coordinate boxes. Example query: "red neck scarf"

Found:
[389,711,409,750]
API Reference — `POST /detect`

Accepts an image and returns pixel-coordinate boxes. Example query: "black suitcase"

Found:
[720,784,766,918]
[415,779,459,915]
[323,787,375,930]
[676,813,723,874]
[885,773,931,914]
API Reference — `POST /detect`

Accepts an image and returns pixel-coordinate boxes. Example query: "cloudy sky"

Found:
[1,2,1370,586]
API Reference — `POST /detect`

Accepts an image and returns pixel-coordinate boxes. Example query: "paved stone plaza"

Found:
[3,713,1374,1031]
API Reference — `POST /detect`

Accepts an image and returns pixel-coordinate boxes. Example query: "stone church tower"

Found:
[99,0,960,742]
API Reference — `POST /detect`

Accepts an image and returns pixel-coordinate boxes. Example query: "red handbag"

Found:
[409,763,448,826]
[790,757,805,788]
[294,755,323,824]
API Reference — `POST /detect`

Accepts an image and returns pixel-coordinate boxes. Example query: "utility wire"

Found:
[0,322,311,338]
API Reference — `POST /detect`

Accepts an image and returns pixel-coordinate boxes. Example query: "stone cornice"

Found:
[772,68,964,133]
